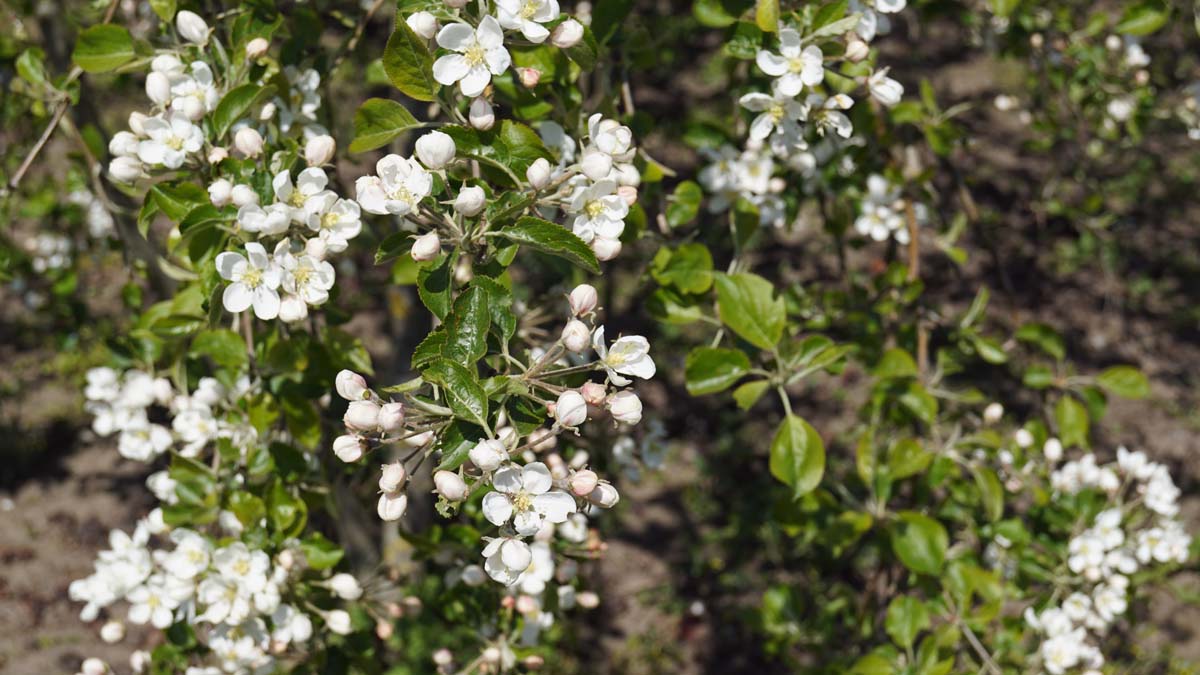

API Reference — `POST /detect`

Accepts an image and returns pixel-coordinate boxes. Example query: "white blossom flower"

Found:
[739,89,808,141]
[867,67,904,106]
[592,326,655,386]
[169,62,219,121]
[355,154,432,216]
[303,192,362,252]
[568,179,628,243]
[587,114,635,160]
[117,421,173,461]
[136,115,203,169]
[433,18,512,97]
[237,203,291,238]
[809,93,855,138]
[216,243,283,320]
[482,462,577,535]
[496,0,560,43]
[273,168,329,223]
[275,241,335,306]
[755,29,824,96]
[481,536,533,585]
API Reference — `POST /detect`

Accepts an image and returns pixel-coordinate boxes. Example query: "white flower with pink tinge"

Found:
[216,243,283,320]
[432,17,512,97]
[482,462,576,536]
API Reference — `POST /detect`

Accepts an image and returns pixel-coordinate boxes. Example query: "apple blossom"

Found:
[208,179,233,207]
[216,243,283,320]
[482,536,533,585]
[344,400,382,432]
[482,462,576,535]
[569,469,598,497]
[230,184,259,207]
[355,154,432,216]
[137,115,203,169]
[587,482,620,508]
[328,573,363,601]
[245,37,269,59]
[325,609,353,635]
[607,390,642,425]
[336,370,369,401]
[432,18,512,98]
[108,156,142,183]
[592,326,655,386]
[497,0,560,43]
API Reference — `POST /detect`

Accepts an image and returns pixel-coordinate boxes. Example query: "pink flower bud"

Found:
[246,37,270,59]
[379,462,408,492]
[377,491,408,521]
[515,594,538,614]
[432,648,454,666]
[325,609,353,635]
[555,390,588,428]
[579,381,607,406]
[606,390,642,425]
[588,482,619,508]
[379,402,405,432]
[522,655,546,670]
[109,156,142,183]
[561,319,591,353]
[434,470,468,501]
[336,370,369,401]
[518,67,541,88]
[344,400,382,432]
[577,591,600,608]
[568,284,598,316]
[207,146,229,164]
[618,185,638,206]
[404,430,435,448]
[333,434,366,462]
[569,469,598,497]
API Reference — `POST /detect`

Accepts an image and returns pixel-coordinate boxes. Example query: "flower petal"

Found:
[482,492,514,526]
[521,462,553,494]
[533,491,577,523]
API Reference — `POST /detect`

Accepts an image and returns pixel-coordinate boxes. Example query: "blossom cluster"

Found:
[84,367,255,463]
[69,514,359,674]
[1022,445,1192,674]
[698,7,915,235]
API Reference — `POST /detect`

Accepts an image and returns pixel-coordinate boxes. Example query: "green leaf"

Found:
[885,596,930,650]
[1055,395,1089,447]
[714,272,785,351]
[733,379,770,409]
[1096,365,1149,399]
[442,286,491,362]
[211,84,274,141]
[969,334,1007,364]
[1015,322,1065,360]
[192,329,248,370]
[972,466,1004,522]
[299,533,345,570]
[228,491,266,528]
[755,0,780,31]
[591,0,634,43]
[809,13,862,39]
[382,20,436,101]
[376,231,413,263]
[890,512,948,575]
[693,0,740,27]
[1116,4,1168,36]
[424,359,489,429]
[72,25,135,73]
[349,98,421,153]
[666,180,704,227]
[769,415,825,498]
[268,481,308,539]
[150,183,209,223]
[887,438,932,479]
[495,217,601,273]
[651,243,713,294]
[149,0,176,22]
[848,654,896,675]
[873,348,917,379]
[563,25,601,69]
[418,254,455,320]
[685,347,751,395]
